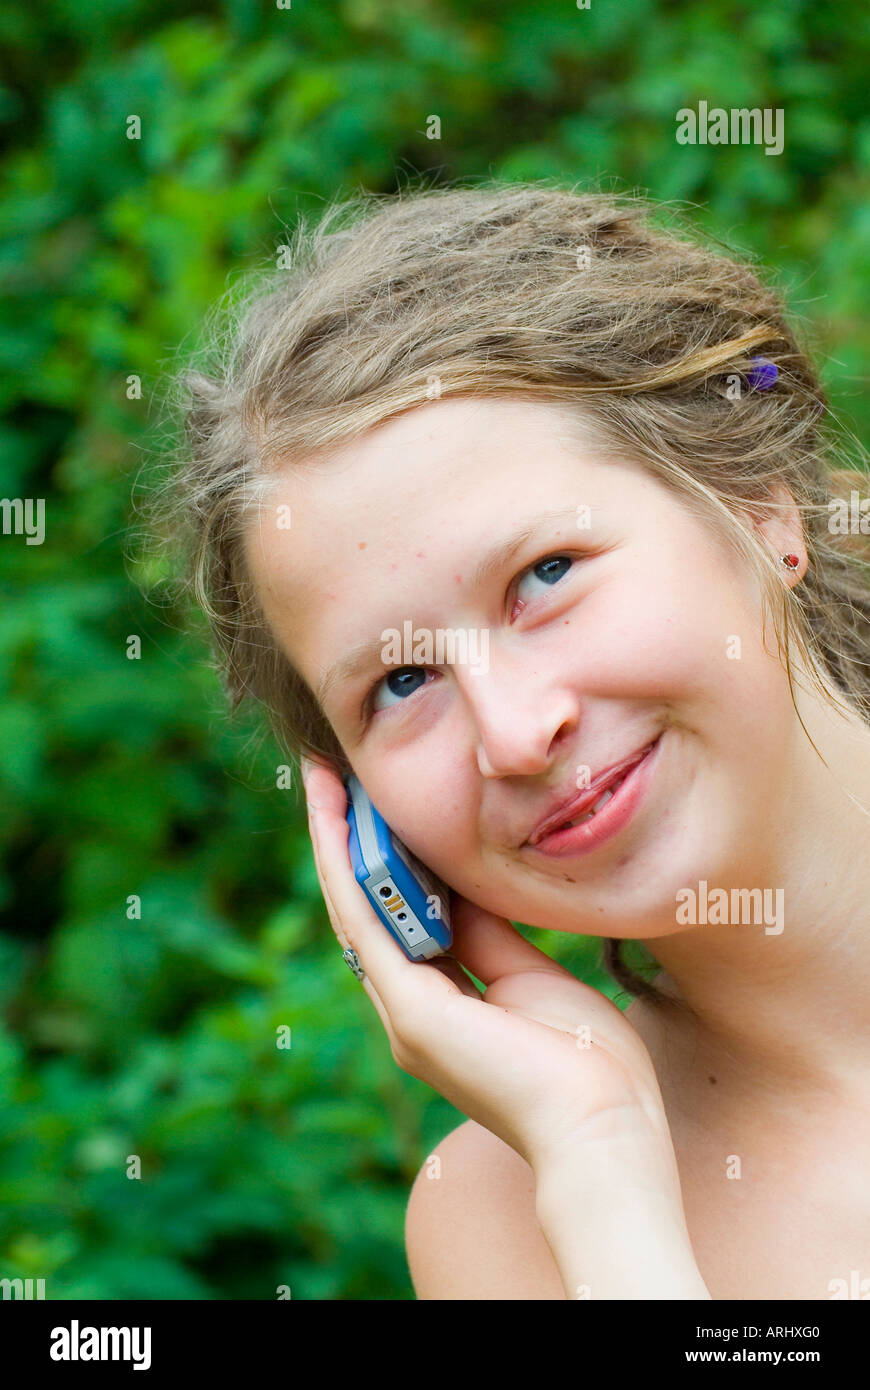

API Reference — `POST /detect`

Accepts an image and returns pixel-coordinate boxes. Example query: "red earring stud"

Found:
[781,554,800,570]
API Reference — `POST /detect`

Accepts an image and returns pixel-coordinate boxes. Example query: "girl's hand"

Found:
[301,757,680,1188]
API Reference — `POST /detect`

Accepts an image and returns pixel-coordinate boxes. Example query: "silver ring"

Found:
[342,947,365,981]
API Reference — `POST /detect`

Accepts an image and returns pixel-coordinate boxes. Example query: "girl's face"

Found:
[244,397,801,940]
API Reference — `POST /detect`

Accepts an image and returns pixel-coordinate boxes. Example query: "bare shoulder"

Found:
[404,1119,567,1300]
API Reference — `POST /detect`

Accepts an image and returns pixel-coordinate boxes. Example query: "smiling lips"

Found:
[524,738,660,847]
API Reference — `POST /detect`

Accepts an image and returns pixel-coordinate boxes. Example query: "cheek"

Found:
[585,572,794,775]
[595,539,783,696]
[354,769,473,874]
[565,574,739,701]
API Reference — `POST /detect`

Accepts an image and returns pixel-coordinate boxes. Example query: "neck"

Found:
[634,687,870,1108]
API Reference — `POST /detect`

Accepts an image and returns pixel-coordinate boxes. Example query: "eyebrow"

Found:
[313,505,584,711]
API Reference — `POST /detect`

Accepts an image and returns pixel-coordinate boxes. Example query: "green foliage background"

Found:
[1,0,867,1299]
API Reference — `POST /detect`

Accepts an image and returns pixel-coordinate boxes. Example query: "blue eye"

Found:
[370,665,434,714]
[515,554,574,603]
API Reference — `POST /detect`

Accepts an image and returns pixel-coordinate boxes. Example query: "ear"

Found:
[750,482,807,582]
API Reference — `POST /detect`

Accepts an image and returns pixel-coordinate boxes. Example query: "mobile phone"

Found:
[344,773,453,961]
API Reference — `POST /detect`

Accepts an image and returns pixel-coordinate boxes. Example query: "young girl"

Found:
[166,182,870,1300]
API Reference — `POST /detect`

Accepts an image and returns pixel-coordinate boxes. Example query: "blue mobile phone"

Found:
[344,773,453,961]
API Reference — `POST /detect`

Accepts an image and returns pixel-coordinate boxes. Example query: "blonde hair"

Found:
[147,178,870,1003]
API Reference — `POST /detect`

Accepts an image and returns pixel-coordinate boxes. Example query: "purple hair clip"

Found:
[745,356,778,391]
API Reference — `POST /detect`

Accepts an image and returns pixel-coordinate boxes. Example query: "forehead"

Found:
[247,396,606,556]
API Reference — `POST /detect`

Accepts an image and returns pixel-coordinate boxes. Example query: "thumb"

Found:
[448,892,574,987]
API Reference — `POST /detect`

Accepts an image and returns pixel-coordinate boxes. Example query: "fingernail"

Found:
[300,759,320,815]
[301,758,318,796]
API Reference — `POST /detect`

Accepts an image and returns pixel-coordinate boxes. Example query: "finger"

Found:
[302,760,461,1019]
[448,895,649,1062]
[307,815,393,1020]
[307,810,351,948]
[448,893,575,986]
[426,956,482,999]
[305,803,402,1042]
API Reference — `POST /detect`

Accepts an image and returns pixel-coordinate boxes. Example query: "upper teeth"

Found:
[561,775,626,828]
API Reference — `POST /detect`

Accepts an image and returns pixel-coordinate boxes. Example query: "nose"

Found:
[453,656,579,779]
